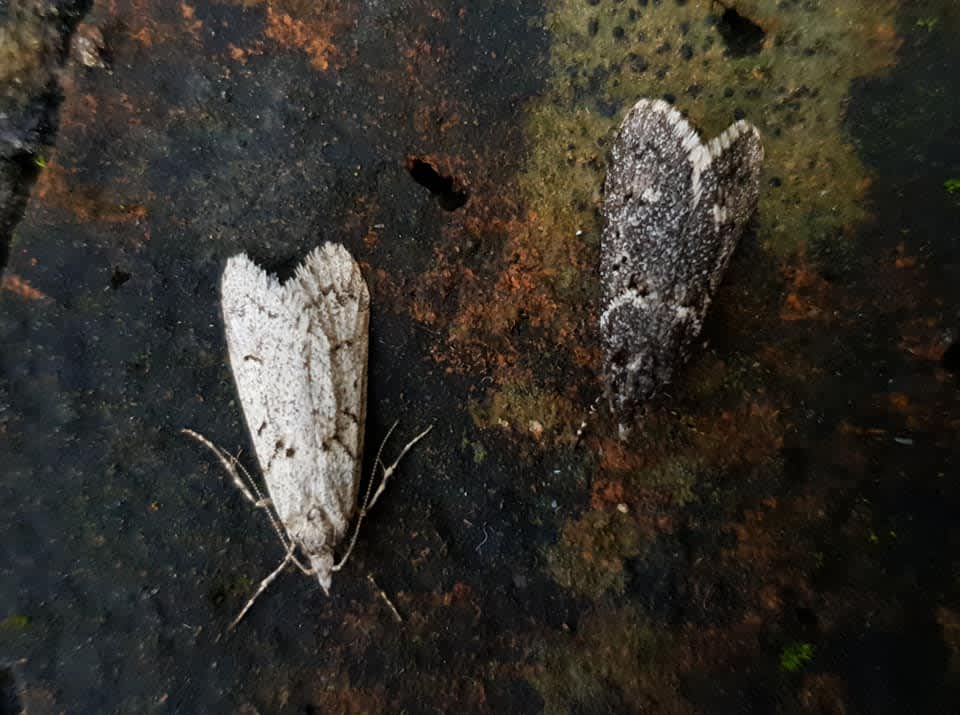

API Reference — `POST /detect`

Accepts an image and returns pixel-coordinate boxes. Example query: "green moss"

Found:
[0,613,29,630]
[547,509,643,599]
[780,641,815,672]
[945,178,960,194]
[636,455,705,507]
[461,437,487,465]
[470,382,564,437]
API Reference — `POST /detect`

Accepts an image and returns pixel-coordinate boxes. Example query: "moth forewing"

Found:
[600,99,763,429]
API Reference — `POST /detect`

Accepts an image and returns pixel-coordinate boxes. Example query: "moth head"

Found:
[293,507,338,594]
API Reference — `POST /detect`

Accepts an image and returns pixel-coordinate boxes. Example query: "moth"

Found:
[600,99,764,431]
[185,243,430,628]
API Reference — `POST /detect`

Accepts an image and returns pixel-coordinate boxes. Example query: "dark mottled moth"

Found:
[600,99,763,431]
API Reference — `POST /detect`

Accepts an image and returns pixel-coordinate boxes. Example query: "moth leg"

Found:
[333,422,433,571]
[229,543,296,631]
[369,423,433,510]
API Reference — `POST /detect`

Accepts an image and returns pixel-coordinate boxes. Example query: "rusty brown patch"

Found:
[799,673,850,714]
[694,402,785,468]
[263,2,351,72]
[724,494,822,615]
[780,255,834,322]
[596,437,649,473]
[100,0,200,48]
[180,2,203,40]
[590,478,625,511]
[937,607,960,674]
[33,160,151,238]
[1,273,50,302]
[898,316,949,363]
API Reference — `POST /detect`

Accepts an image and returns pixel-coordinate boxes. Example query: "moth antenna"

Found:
[228,545,296,631]
[333,422,433,571]
[229,450,314,574]
[181,428,312,574]
[333,420,399,571]
[182,428,261,505]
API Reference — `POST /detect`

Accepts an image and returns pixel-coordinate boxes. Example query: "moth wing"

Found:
[679,121,764,312]
[601,98,703,301]
[287,243,370,530]
[220,253,338,525]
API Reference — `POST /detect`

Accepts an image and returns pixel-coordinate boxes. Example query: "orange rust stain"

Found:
[447,582,474,606]
[597,438,648,473]
[725,497,818,611]
[228,43,247,61]
[799,674,850,715]
[34,161,150,236]
[694,402,784,467]
[263,4,340,71]
[102,0,196,48]
[779,256,833,322]
[180,2,203,39]
[132,26,154,46]
[1,274,50,302]
[880,390,934,431]
[590,479,625,511]
[838,421,888,439]
[887,392,910,413]
[894,240,918,269]
[869,22,902,62]
[899,321,948,363]
[413,100,462,137]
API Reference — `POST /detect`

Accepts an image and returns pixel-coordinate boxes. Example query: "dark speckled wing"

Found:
[600,99,763,425]
[600,99,699,303]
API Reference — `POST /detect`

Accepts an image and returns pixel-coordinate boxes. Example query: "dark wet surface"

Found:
[1,0,958,713]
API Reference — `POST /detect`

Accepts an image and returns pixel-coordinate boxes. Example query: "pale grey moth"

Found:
[600,99,763,430]
[185,243,430,628]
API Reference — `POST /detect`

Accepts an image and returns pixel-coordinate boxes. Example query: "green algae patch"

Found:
[547,509,643,599]
[530,605,691,714]
[469,381,573,443]
[780,641,815,672]
[0,16,53,103]
[638,454,705,507]
[521,0,901,261]
[0,614,29,631]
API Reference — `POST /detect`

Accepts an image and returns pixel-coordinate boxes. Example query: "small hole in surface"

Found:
[110,267,130,289]
[943,341,960,375]
[0,666,21,715]
[716,7,766,58]
[407,157,468,211]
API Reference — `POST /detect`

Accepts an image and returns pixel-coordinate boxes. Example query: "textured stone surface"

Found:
[0,1,958,713]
